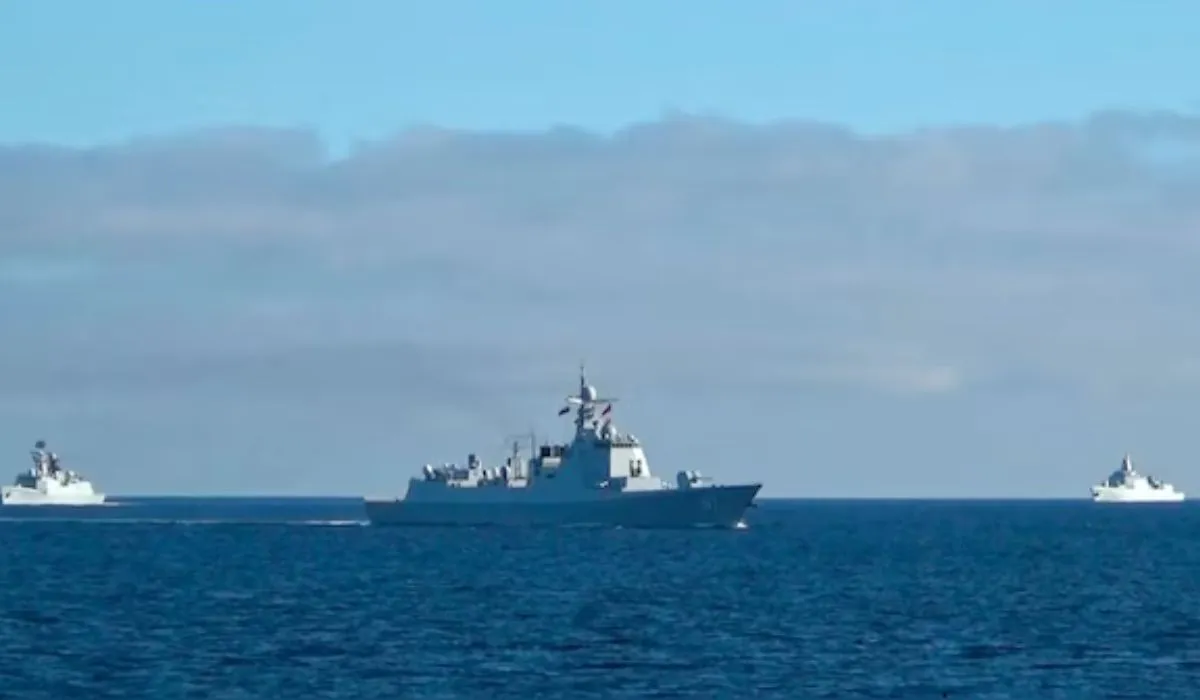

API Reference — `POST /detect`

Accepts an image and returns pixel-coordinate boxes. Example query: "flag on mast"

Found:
[557,406,570,416]
[601,404,612,416]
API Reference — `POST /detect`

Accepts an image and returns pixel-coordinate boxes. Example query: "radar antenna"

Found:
[561,363,619,437]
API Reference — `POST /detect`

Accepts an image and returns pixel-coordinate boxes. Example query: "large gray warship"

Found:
[363,367,762,528]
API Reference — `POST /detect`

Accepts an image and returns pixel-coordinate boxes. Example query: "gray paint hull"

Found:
[363,483,761,529]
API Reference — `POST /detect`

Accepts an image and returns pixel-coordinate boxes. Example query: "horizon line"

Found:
[93,494,1109,502]
[4,105,1198,156]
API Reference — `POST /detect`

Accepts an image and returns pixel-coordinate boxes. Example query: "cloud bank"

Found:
[3,111,1200,496]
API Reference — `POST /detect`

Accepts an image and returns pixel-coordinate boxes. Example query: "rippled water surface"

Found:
[2,498,1198,698]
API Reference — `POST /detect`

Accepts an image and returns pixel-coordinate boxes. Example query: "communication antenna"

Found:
[503,429,537,457]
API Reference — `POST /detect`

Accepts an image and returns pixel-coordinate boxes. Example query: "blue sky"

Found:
[3,1,1198,147]
[2,2,1200,497]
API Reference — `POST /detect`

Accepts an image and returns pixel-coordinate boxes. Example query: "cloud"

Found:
[2,111,1200,495]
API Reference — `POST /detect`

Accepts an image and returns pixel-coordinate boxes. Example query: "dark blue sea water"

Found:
[2,498,1198,699]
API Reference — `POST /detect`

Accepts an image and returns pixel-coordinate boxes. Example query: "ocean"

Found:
[1,498,1196,698]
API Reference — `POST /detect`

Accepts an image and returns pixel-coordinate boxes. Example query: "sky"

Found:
[2,2,1200,497]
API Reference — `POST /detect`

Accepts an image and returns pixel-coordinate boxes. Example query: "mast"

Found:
[574,362,588,437]
[504,430,537,456]
[503,430,537,479]
[563,363,618,439]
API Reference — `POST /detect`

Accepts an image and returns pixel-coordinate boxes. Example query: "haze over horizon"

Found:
[3,1,1200,497]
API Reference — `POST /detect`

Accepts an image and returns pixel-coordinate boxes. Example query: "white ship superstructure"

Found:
[1,440,106,506]
[1091,453,1184,503]
[364,366,762,528]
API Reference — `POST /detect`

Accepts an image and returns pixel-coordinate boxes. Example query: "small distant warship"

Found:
[2,440,106,506]
[1091,453,1184,503]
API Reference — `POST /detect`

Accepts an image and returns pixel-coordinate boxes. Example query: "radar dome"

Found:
[582,385,598,402]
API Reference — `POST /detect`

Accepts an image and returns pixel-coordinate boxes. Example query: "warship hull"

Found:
[1,486,106,506]
[1091,487,1185,503]
[364,483,761,528]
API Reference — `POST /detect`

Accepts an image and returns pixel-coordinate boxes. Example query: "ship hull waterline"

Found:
[364,483,762,528]
[1091,489,1185,504]
[1,487,107,506]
